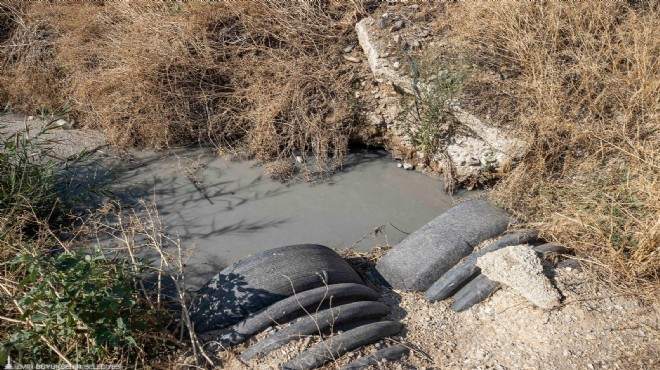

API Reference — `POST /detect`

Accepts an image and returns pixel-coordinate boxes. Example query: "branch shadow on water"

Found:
[64,147,292,287]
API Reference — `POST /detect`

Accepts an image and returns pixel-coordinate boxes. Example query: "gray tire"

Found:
[201,283,378,348]
[340,344,410,370]
[425,230,538,302]
[533,243,571,255]
[450,274,501,312]
[282,321,403,370]
[241,301,391,361]
[191,244,364,333]
[375,200,510,291]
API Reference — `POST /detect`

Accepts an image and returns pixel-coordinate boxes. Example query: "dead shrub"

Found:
[0,1,63,113]
[448,1,660,295]
[265,159,295,183]
[0,1,364,175]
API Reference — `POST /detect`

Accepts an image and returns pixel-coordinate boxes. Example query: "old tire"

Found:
[340,344,410,370]
[425,230,538,302]
[450,274,501,312]
[191,244,364,333]
[201,283,379,348]
[241,301,391,361]
[283,321,403,370]
[375,200,510,291]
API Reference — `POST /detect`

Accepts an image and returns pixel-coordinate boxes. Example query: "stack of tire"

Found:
[375,199,571,311]
[190,244,409,369]
[191,200,569,369]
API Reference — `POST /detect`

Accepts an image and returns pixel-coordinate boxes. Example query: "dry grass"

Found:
[446,1,659,296]
[1,1,658,296]
[0,1,363,175]
[0,199,214,367]
[265,159,295,183]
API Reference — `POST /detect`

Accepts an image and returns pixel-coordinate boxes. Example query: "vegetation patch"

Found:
[0,1,364,175]
[0,120,208,367]
[0,0,657,335]
[445,1,659,295]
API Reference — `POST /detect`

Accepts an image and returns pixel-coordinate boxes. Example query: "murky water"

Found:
[95,147,468,286]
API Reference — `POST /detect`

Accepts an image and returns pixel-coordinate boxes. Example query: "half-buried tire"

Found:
[340,344,410,370]
[201,283,379,348]
[282,321,403,370]
[425,230,538,302]
[241,301,391,361]
[450,274,501,312]
[191,244,364,333]
[376,200,510,291]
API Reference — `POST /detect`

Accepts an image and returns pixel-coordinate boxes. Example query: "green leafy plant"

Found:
[1,123,63,225]
[400,52,469,157]
[0,114,189,367]
[2,246,172,364]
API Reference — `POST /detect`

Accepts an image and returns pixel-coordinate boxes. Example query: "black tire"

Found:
[191,244,364,333]
[533,243,571,255]
[283,321,403,370]
[425,230,538,302]
[201,283,379,348]
[340,344,410,370]
[241,301,391,361]
[376,200,510,291]
[450,274,501,312]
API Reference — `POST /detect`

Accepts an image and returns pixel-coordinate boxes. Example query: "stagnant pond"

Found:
[88,147,470,287]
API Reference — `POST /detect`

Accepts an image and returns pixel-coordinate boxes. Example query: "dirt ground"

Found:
[216,264,659,370]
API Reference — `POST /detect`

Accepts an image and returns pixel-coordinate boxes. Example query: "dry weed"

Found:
[265,159,295,183]
[0,1,365,176]
[447,1,659,296]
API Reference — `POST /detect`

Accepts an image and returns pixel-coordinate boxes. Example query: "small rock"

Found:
[397,163,403,168]
[475,350,487,361]
[403,163,414,170]
[412,39,422,50]
[343,55,361,63]
[378,18,388,29]
[393,61,401,69]
[390,20,404,32]
[343,44,355,53]
[468,157,481,166]
[27,115,34,120]
[53,119,71,129]
[477,245,562,309]
[381,13,389,18]
[393,34,403,44]
[420,29,430,38]
[295,155,304,163]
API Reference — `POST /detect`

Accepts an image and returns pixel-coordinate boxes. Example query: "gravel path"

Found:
[215,264,658,370]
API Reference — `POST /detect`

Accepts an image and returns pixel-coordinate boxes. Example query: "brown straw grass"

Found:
[447,1,659,297]
[1,1,658,296]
